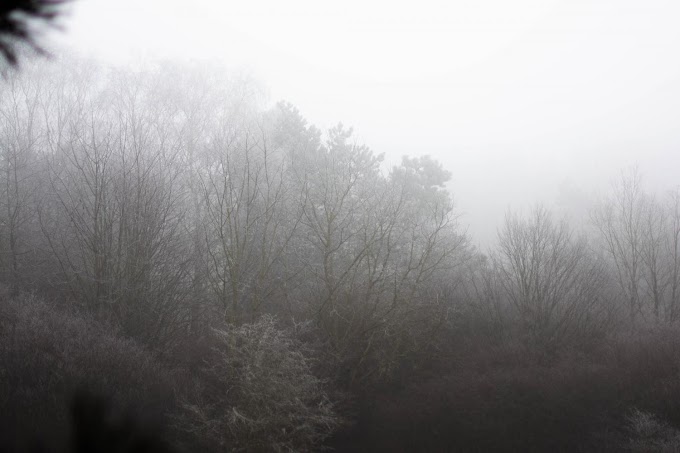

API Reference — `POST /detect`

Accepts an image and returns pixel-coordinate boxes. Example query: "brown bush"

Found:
[335,325,680,452]
[0,293,179,451]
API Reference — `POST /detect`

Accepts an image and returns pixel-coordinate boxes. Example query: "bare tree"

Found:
[200,127,299,324]
[275,121,469,383]
[496,206,608,353]
[157,62,265,332]
[0,68,44,296]
[591,170,680,324]
[34,62,192,347]
[665,188,680,321]
[640,194,668,321]
[591,168,646,322]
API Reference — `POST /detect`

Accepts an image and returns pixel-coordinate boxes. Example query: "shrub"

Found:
[177,315,342,452]
[0,293,178,451]
[627,408,680,452]
[336,324,680,453]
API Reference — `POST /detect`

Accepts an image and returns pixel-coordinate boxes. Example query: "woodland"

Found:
[1,58,680,452]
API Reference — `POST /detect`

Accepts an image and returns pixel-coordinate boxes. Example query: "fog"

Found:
[58,0,680,245]
[4,2,680,452]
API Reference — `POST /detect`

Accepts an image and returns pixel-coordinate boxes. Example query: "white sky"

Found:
[51,0,680,246]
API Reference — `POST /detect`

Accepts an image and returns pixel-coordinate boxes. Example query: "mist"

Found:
[58,0,680,245]
[1,1,680,452]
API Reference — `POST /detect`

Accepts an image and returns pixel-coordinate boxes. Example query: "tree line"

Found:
[2,56,680,452]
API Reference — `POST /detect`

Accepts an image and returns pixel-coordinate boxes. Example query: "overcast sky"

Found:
[52,0,680,246]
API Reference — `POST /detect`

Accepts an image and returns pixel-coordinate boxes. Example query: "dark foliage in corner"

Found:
[69,390,176,453]
[0,0,70,66]
[0,294,181,452]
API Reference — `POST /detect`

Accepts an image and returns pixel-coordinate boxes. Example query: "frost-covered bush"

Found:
[179,315,342,452]
[627,408,680,452]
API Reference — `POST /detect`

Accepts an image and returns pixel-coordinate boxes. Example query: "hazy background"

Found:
[53,0,680,246]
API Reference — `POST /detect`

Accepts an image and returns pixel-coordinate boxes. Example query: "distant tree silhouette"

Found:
[0,0,69,66]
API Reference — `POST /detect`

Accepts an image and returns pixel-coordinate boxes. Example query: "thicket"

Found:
[2,57,680,452]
